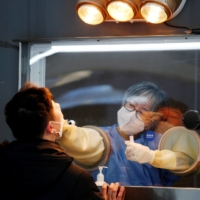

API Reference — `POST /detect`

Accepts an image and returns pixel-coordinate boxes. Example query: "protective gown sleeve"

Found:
[56,121,110,171]
[152,127,197,170]
[152,150,194,170]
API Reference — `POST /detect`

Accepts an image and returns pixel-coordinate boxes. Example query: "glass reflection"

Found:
[42,49,200,187]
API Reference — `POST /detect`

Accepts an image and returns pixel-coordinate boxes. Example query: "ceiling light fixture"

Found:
[76,0,187,25]
[106,0,137,22]
[76,0,107,25]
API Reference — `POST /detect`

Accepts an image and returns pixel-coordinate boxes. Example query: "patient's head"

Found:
[4,82,54,141]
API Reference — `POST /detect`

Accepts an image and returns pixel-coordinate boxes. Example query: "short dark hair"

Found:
[4,82,54,141]
[169,97,189,114]
[123,82,169,111]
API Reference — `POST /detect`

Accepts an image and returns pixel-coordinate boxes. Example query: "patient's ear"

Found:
[43,121,57,141]
[46,121,54,133]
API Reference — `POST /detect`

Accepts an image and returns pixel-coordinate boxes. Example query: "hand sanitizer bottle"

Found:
[95,166,108,189]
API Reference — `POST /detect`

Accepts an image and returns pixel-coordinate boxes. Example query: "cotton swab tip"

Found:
[129,135,134,143]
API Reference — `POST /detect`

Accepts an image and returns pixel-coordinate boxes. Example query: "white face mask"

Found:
[117,107,144,136]
[58,119,65,138]
[50,120,64,138]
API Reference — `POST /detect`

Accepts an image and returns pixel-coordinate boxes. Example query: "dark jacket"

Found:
[0,139,104,200]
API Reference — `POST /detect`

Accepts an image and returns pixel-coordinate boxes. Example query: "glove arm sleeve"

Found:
[57,123,110,170]
[152,150,194,170]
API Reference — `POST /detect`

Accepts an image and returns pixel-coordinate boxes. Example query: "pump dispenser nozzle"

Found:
[95,166,108,186]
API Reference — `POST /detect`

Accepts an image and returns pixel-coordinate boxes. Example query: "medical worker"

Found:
[57,82,180,186]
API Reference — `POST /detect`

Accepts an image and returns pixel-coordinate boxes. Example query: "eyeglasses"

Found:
[124,100,143,122]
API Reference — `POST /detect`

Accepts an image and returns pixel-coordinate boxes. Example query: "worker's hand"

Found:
[125,141,155,164]
[140,111,163,130]
[101,182,125,200]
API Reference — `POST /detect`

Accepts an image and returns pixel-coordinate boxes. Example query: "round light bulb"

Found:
[78,4,104,25]
[141,3,168,24]
[107,1,134,22]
